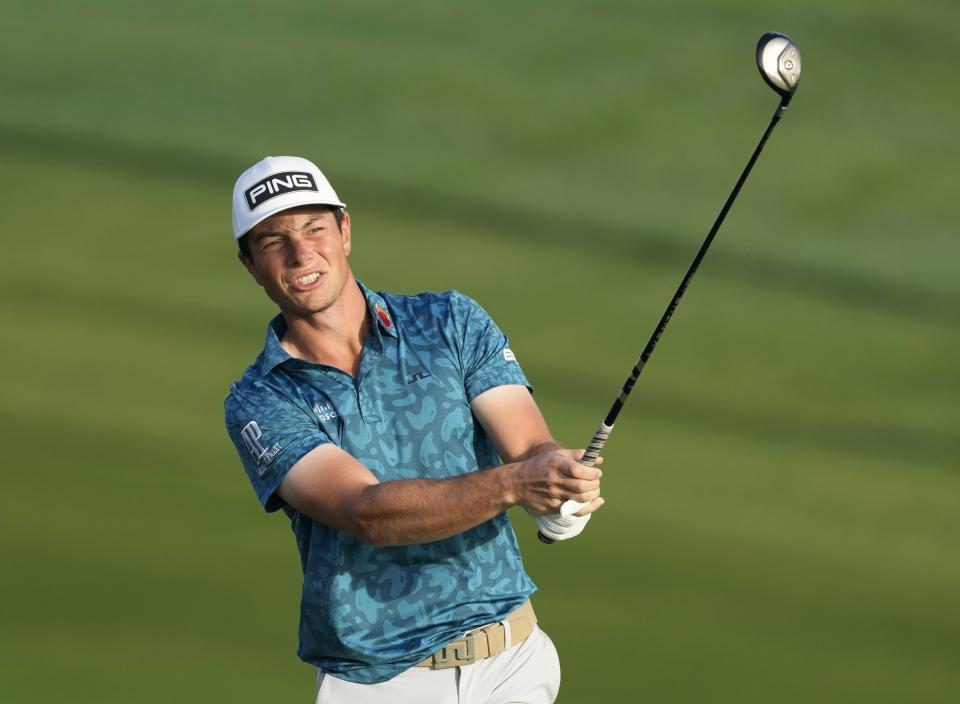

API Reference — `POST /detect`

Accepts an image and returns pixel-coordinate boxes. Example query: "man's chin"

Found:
[285,300,335,318]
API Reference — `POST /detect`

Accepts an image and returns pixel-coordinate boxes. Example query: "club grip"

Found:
[537,421,614,544]
[581,421,613,467]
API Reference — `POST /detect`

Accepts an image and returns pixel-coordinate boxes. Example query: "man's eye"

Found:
[263,239,281,250]
[310,226,324,234]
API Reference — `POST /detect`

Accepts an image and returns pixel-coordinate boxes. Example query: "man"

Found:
[225,156,604,703]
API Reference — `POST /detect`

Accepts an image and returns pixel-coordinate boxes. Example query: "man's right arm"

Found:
[276,444,601,547]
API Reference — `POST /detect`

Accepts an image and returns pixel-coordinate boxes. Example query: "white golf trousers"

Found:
[314,626,561,704]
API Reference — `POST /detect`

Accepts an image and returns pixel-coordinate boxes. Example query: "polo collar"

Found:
[257,314,294,375]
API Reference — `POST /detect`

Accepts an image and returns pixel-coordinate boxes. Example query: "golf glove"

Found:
[530,509,591,542]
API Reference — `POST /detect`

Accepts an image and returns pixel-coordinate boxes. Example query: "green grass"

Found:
[2,1,958,702]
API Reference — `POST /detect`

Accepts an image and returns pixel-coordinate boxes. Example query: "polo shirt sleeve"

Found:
[225,382,331,513]
[448,290,531,401]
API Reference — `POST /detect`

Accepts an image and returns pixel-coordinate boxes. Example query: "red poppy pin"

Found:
[375,304,392,329]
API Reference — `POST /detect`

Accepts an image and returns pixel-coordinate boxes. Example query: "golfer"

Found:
[225,156,604,703]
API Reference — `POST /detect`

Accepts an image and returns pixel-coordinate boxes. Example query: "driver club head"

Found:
[757,32,801,104]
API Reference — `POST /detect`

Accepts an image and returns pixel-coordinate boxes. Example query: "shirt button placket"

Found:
[357,351,382,423]
[357,388,380,423]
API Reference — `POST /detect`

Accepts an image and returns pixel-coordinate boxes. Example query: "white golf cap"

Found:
[231,156,346,240]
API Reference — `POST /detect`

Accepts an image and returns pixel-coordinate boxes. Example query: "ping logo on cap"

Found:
[245,171,318,210]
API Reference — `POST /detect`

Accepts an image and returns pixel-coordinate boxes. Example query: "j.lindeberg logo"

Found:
[245,171,318,210]
[407,371,431,384]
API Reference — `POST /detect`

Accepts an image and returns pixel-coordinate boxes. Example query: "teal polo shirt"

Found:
[225,283,537,683]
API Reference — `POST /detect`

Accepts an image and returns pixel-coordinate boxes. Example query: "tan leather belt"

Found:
[416,600,537,669]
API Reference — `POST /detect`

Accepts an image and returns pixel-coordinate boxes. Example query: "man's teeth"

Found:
[296,272,320,285]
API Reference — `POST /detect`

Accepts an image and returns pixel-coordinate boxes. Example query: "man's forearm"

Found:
[349,465,515,547]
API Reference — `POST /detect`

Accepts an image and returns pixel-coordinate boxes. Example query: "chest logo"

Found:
[407,370,431,384]
[375,304,392,329]
[313,403,339,422]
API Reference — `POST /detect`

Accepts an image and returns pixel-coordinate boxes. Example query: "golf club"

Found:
[539,32,802,544]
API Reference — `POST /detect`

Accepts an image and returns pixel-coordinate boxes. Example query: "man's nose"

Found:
[286,236,314,265]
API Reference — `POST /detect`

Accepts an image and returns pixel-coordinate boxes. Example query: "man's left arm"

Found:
[454,291,603,533]
[471,384,604,518]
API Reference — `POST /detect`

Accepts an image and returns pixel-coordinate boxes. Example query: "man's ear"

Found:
[341,211,352,256]
[238,250,264,287]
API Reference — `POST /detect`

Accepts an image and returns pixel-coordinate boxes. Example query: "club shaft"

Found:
[597,101,786,443]
[538,99,788,545]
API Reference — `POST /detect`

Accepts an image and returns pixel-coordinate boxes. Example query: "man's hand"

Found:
[507,449,605,516]
[512,449,604,542]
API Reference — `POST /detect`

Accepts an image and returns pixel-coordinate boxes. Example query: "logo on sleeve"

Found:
[503,348,517,362]
[244,171,318,210]
[240,420,282,475]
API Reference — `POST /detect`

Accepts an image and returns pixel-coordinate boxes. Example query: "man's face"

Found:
[240,206,353,318]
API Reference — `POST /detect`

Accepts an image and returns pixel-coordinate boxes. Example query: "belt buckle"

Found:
[432,636,475,669]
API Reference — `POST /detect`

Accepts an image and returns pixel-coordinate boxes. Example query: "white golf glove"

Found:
[529,504,592,542]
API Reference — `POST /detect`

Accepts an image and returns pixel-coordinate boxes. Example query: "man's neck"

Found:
[280,279,370,377]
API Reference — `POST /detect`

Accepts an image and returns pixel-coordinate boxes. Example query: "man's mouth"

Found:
[287,271,325,291]
[295,272,321,285]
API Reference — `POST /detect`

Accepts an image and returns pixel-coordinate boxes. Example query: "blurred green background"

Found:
[2,0,958,701]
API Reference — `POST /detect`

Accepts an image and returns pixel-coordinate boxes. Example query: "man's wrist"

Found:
[523,441,562,460]
[495,462,521,509]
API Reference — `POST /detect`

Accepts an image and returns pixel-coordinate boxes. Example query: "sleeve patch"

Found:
[240,420,283,475]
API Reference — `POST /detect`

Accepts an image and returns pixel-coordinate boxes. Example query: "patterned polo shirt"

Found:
[224,282,537,683]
